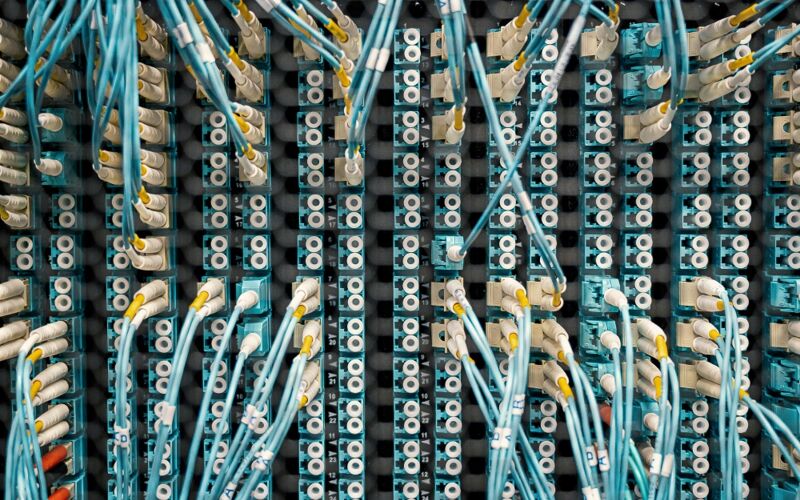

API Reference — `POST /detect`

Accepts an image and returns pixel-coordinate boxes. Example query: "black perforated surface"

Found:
[0,1,783,498]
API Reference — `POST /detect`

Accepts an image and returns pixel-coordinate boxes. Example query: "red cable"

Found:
[41,445,69,472]
[599,403,612,426]
[48,487,70,500]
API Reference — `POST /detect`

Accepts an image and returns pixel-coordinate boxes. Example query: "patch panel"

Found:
[2,1,800,499]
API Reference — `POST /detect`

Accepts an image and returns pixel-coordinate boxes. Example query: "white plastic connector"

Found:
[636,359,662,385]
[302,320,323,358]
[698,59,736,85]
[698,76,738,103]
[445,320,469,358]
[501,296,524,318]
[500,277,526,298]
[32,379,69,406]
[35,158,63,176]
[289,278,320,310]
[639,119,672,144]
[133,279,168,303]
[131,296,169,328]
[636,318,666,341]
[637,337,659,359]
[600,331,621,351]
[698,16,736,43]
[240,333,262,356]
[197,297,226,319]
[600,373,616,395]
[0,278,25,301]
[788,337,800,355]
[695,379,722,399]
[35,403,70,432]
[696,295,724,313]
[643,412,660,432]
[299,295,321,316]
[544,360,569,385]
[692,337,720,356]
[445,296,461,316]
[646,68,671,90]
[594,21,620,61]
[37,421,70,447]
[236,290,260,311]
[126,248,165,272]
[30,321,68,343]
[199,278,225,300]
[299,362,321,395]
[696,360,722,384]
[32,362,69,389]
[691,319,720,340]
[445,280,467,302]
[542,337,561,360]
[603,288,628,309]
[0,320,28,344]
[238,153,267,186]
[447,245,465,262]
[695,277,725,297]
[344,150,364,186]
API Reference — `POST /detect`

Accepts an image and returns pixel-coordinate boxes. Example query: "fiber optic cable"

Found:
[206,311,299,495]
[143,280,225,499]
[446,281,552,499]
[179,291,259,500]
[461,354,536,500]
[455,0,588,295]
[457,2,589,300]
[206,280,319,498]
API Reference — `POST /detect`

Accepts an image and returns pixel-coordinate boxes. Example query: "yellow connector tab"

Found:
[131,234,146,252]
[27,348,43,363]
[729,52,754,70]
[326,20,349,43]
[298,395,309,409]
[189,2,203,23]
[509,332,519,352]
[228,48,246,71]
[513,52,527,71]
[552,291,563,308]
[136,18,148,42]
[452,303,465,317]
[299,336,314,355]
[124,294,145,321]
[731,4,758,27]
[30,380,42,398]
[190,291,210,311]
[335,66,351,89]
[515,289,530,308]
[244,143,257,161]
[557,377,573,399]
[609,3,620,24]
[654,376,663,399]
[514,5,530,29]
[233,115,251,133]
[293,304,307,319]
[739,388,749,400]
[454,107,465,132]
[655,336,669,360]
[138,186,151,205]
